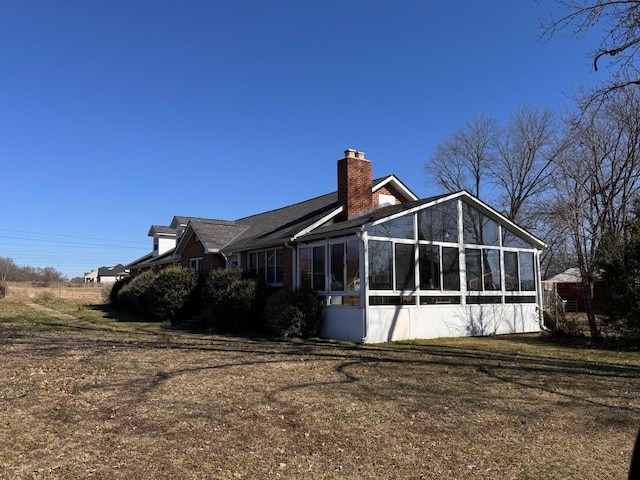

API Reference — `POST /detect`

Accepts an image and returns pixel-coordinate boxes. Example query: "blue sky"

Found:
[0,1,607,279]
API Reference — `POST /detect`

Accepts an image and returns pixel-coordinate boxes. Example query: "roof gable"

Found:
[298,191,546,249]
[372,175,418,202]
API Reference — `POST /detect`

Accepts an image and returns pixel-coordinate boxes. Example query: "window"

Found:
[368,215,414,239]
[520,252,535,291]
[249,248,283,285]
[483,250,501,290]
[189,257,202,272]
[503,229,533,249]
[395,243,415,291]
[442,247,460,290]
[330,244,344,291]
[345,240,360,291]
[465,248,501,291]
[419,245,440,290]
[503,251,536,292]
[300,247,312,289]
[504,251,519,291]
[463,203,499,246]
[465,249,482,291]
[418,200,458,243]
[330,240,360,292]
[368,240,393,290]
[312,246,325,291]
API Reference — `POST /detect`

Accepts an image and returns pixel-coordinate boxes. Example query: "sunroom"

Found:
[297,191,545,343]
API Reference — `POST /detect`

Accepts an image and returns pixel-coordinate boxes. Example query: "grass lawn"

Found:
[1,299,639,479]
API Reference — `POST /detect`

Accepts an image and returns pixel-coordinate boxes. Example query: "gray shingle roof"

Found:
[187,218,250,252]
[174,174,424,254]
[225,192,340,251]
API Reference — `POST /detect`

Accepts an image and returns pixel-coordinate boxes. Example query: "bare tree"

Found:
[490,106,563,227]
[540,0,640,104]
[554,85,640,338]
[0,257,18,285]
[425,114,498,197]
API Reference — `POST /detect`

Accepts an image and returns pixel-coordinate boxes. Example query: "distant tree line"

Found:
[0,257,68,286]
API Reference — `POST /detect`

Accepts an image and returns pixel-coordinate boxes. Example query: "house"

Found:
[84,264,129,284]
[130,149,546,343]
[543,268,604,313]
[127,218,190,276]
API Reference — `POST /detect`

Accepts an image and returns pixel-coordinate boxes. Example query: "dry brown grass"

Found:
[4,282,106,304]
[1,298,639,479]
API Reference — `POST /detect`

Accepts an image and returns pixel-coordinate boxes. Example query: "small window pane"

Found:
[368,215,414,239]
[267,250,276,284]
[330,243,345,291]
[313,246,326,291]
[300,247,312,289]
[346,239,360,291]
[419,244,440,290]
[520,252,535,291]
[483,249,501,291]
[249,253,257,273]
[503,229,533,249]
[504,251,519,291]
[442,247,460,291]
[465,248,482,291]
[368,240,393,290]
[418,200,458,242]
[463,203,499,246]
[258,251,266,283]
[395,243,415,291]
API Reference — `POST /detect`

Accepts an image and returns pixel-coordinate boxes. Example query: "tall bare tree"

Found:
[554,85,640,338]
[540,0,640,104]
[425,114,498,198]
[491,106,563,227]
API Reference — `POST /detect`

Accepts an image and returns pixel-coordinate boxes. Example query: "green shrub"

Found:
[144,266,199,322]
[109,276,133,306]
[0,283,5,299]
[117,269,156,315]
[200,269,258,332]
[263,287,323,338]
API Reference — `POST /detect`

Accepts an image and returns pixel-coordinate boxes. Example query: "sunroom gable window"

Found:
[418,200,458,243]
[463,203,499,246]
[367,214,414,239]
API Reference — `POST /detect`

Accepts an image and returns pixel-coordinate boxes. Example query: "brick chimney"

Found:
[337,149,373,220]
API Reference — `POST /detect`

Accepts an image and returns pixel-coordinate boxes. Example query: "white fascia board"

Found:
[373,175,419,201]
[291,206,344,241]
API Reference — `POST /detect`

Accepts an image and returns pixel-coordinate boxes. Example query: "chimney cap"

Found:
[344,149,366,159]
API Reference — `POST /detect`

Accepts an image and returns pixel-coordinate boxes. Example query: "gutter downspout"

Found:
[356,228,368,344]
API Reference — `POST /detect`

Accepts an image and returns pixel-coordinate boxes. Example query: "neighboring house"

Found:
[85,264,129,284]
[543,268,604,313]
[127,219,189,276]
[129,149,546,343]
[83,269,98,283]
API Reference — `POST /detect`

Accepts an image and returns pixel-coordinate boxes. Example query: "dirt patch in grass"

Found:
[1,299,639,479]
